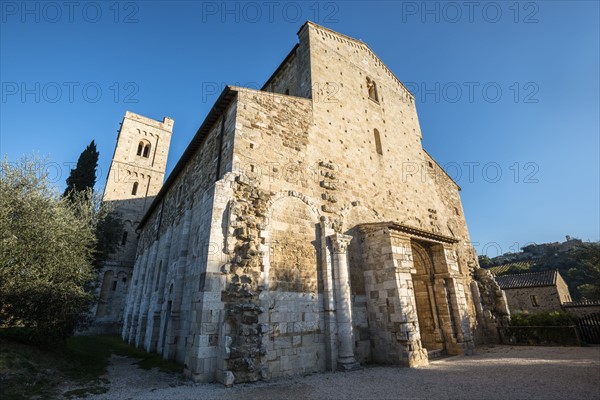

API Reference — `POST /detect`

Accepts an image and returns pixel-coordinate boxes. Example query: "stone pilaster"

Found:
[135,241,159,347]
[434,244,475,355]
[128,244,152,345]
[122,252,144,341]
[388,232,429,367]
[360,227,428,367]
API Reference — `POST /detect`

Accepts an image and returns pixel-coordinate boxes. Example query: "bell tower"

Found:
[102,111,174,264]
[89,111,173,334]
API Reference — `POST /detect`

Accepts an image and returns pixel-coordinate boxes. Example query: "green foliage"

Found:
[506,311,580,346]
[487,242,600,301]
[478,255,493,268]
[510,311,577,327]
[0,332,182,400]
[0,156,96,344]
[576,284,600,300]
[62,140,99,200]
[93,205,123,269]
[530,244,600,301]
[68,188,123,270]
[61,140,123,269]
[63,386,109,398]
[65,336,183,374]
[568,243,600,300]
[0,334,69,400]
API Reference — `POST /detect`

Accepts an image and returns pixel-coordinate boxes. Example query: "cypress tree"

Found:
[63,140,99,199]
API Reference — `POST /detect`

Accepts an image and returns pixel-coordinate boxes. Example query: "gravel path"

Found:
[83,345,600,400]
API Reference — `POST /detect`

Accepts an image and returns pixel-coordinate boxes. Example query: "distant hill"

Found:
[487,261,534,276]
[479,238,599,301]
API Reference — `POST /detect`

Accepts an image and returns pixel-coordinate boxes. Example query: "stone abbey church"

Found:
[92,22,508,385]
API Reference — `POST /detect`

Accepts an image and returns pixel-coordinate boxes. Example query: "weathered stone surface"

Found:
[473,268,510,343]
[108,21,507,386]
[83,112,173,336]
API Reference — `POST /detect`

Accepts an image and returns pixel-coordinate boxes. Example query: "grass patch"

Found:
[66,335,183,375]
[0,329,183,400]
[120,342,182,373]
[63,386,109,398]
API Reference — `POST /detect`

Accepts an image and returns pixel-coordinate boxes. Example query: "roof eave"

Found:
[137,86,238,231]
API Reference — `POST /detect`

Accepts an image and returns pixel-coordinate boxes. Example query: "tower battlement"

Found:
[124,111,174,133]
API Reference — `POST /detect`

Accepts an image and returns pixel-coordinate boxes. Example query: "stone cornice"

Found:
[358,221,459,244]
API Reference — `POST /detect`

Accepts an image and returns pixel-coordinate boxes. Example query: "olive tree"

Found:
[0,156,97,344]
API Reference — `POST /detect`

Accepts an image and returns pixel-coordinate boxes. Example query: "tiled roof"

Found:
[495,270,558,289]
[562,300,600,307]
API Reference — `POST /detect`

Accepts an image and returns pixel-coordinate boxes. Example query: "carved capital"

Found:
[330,233,352,254]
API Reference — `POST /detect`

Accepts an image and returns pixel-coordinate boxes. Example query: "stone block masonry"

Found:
[82,111,173,336]
[113,21,509,385]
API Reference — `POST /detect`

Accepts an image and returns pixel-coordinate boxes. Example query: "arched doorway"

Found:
[411,242,445,352]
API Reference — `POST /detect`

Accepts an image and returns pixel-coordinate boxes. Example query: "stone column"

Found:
[330,233,360,371]
[320,219,338,370]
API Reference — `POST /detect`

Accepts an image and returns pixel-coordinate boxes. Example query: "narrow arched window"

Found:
[374,129,383,155]
[132,182,138,195]
[367,77,379,102]
[121,231,128,245]
[137,141,151,158]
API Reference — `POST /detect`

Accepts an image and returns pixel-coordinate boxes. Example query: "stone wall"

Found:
[121,100,237,374]
[556,273,572,303]
[471,268,510,344]
[262,47,302,98]
[562,302,600,318]
[104,112,173,264]
[82,112,173,335]
[504,286,564,314]
[501,271,573,315]
[216,89,324,382]
[263,29,312,99]
[95,266,130,319]
[121,21,498,385]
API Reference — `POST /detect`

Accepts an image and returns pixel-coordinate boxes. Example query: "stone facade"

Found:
[85,112,173,335]
[503,286,567,314]
[496,270,571,314]
[114,22,507,384]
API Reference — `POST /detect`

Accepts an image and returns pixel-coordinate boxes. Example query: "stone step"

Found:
[427,349,445,359]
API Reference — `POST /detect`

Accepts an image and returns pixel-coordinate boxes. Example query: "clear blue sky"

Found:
[1,1,598,257]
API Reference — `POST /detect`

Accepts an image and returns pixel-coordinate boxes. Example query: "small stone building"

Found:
[97,22,508,385]
[495,270,571,314]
